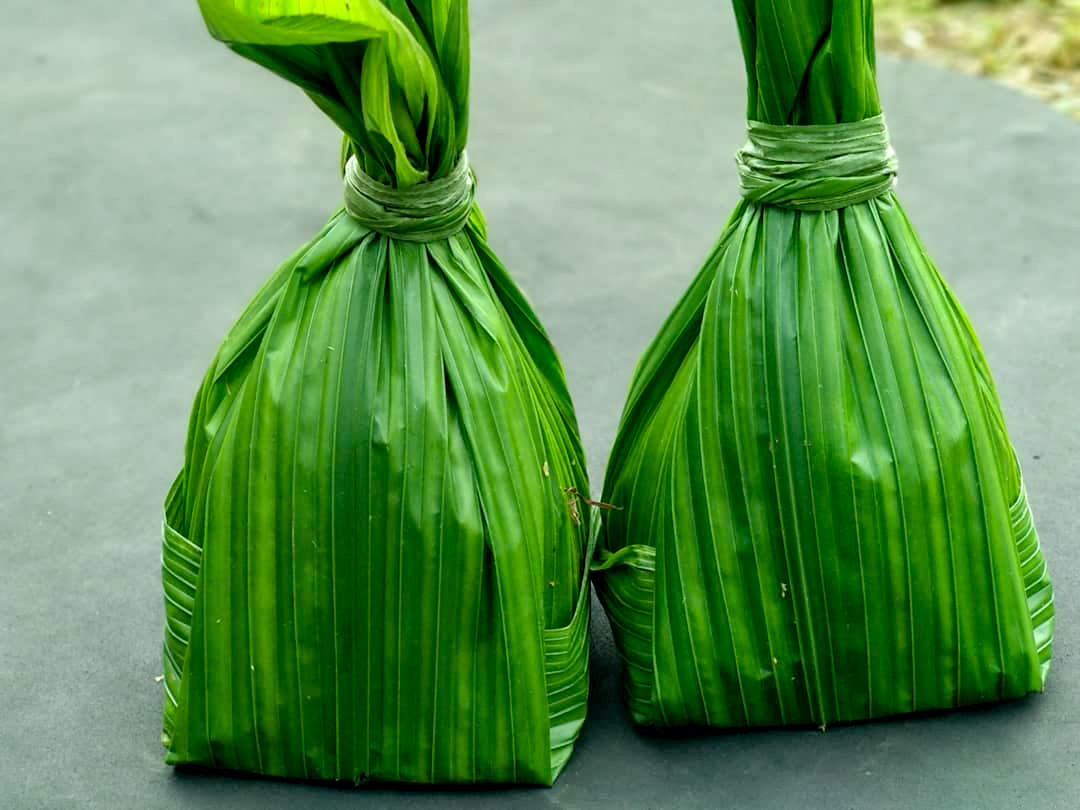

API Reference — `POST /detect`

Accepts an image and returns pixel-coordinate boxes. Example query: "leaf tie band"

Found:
[735,114,899,210]
[343,152,475,241]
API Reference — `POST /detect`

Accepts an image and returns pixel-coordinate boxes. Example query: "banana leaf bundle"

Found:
[161,0,592,785]
[593,0,1054,729]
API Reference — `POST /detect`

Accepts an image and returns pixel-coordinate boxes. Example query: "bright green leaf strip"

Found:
[198,0,407,45]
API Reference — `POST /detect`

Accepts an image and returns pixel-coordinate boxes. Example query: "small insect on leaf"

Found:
[566,493,582,526]
[564,486,622,512]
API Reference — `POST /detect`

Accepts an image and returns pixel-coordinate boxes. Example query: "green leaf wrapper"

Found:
[593,0,1053,728]
[162,0,591,785]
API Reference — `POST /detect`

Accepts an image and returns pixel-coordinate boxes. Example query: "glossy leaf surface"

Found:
[163,0,591,785]
[594,0,1053,729]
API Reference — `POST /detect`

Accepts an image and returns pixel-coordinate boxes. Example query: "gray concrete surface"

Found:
[2,1,1079,807]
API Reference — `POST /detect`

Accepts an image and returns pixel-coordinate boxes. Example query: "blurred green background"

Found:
[876,0,1080,120]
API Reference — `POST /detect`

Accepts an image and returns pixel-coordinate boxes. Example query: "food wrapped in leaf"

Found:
[161,0,591,785]
[593,0,1053,728]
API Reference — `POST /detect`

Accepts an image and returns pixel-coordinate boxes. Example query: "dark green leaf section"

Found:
[596,0,1053,731]
[596,195,1053,728]
[164,0,591,786]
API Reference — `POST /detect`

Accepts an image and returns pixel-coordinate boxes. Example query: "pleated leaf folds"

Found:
[593,0,1053,729]
[163,0,591,785]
